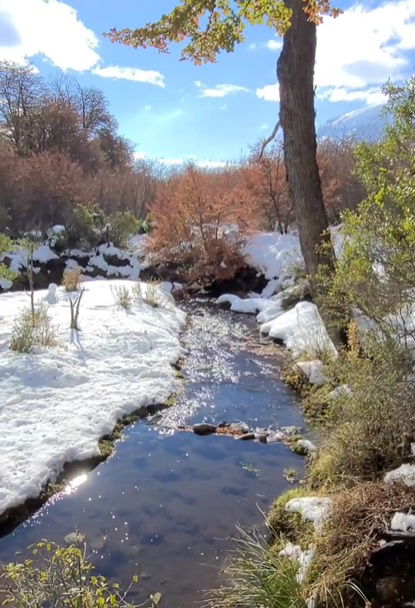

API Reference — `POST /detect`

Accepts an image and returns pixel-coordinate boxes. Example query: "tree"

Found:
[107,0,340,285]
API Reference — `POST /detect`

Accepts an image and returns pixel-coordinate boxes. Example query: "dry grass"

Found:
[10,304,57,353]
[112,285,133,310]
[62,267,82,292]
[309,481,414,607]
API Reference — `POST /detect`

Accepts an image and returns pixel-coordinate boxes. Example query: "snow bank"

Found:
[285,496,332,526]
[217,293,277,315]
[391,512,415,532]
[0,280,186,515]
[243,232,303,281]
[260,301,335,358]
[384,463,415,489]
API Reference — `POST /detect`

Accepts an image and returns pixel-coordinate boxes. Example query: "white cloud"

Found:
[0,0,166,87]
[219,104,228,110]
[319,86,387,107]
[144,105,152,111]
[266,39,282,52]
[197,83,249,98]
[259,123,269,131]
[256,84,279,102]
[92,65,165,87]
[248,42,257,51]
[315,0,415,100]
[0,0,99,70]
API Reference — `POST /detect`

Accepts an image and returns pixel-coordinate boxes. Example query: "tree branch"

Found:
[259,120,280,158]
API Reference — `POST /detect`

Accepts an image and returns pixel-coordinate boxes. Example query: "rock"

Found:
[238,432,256,441]
[90,534,107,551]
[229,422,250,434]
[280,279,311,310]
[192,423,217,436]
[282,426,301,436]
[296,439,317,454]
[267,430,286,443]
[296,360,327,386]
[65,531,86,545]
[257,434,268,444]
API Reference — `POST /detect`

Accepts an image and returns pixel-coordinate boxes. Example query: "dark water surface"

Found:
[0,300,305,607]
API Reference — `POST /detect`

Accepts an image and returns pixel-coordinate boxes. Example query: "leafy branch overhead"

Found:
[106,0,340,64]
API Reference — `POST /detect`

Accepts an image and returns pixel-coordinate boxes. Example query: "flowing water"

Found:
[0,300,305,607]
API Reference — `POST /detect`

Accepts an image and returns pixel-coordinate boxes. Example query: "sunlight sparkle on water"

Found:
[65,473,88,494]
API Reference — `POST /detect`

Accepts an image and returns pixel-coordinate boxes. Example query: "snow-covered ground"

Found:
[0,280,186,516]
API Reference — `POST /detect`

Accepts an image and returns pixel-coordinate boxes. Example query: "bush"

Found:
[62,267,82,292]
[0,541,145,607]
[109,210,141,248]
[148,164,247,284]
[113,285,133,309]
[68,203,108,249]
[310,336,414,485]
[10,304,56,353]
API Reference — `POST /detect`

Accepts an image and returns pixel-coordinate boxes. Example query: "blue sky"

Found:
[0,0,414,166]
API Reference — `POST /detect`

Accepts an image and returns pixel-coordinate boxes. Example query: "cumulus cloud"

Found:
[260,0,415,106]
[92,65,165,87]
[256,84,279,102]
[197,83,250,98]
[266,39,282,52]
[0,0,166,86]
[0,0,99,70]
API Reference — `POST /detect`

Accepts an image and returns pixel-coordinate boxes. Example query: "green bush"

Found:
[109,211,140,248]
[68,203,108,249]
[0,541,150,607]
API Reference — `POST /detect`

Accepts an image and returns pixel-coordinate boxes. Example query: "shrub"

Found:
[0,541,144,607]
[148,164,247,284]
[62,267,82,292]
[310,335,414,486]
[109,210,141,248]
[113,285,133,309]
[10,303,56,353]
[133,280,164,308]
[68,203,108,248]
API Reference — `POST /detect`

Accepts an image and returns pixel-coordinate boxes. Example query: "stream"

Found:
[0,300,305,607]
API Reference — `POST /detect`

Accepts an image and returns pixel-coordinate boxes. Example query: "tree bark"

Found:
[277,0,335,280]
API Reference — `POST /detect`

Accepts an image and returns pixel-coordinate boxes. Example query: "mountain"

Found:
[318,105,390,141]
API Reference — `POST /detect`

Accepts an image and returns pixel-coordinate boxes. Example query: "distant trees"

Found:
[0,61,155,235]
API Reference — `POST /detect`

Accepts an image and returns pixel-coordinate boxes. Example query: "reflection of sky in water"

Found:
[0,300,305,608]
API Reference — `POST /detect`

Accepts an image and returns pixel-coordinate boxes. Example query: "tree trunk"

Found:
[277,0,335,280]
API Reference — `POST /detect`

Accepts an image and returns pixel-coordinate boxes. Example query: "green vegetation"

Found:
[0,541,161,607]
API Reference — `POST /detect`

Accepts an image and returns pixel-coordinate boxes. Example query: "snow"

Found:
[279,542,316,584]
[0,277,12,291]
[243,232,303,281]
[391,512,415,532]
[32,245,59,264]
[384,464,415,489]
[285,496,332,526]
[0,280,186,515]
[296,360,327,386]
[296,439,317,454]
[260,301,335,358]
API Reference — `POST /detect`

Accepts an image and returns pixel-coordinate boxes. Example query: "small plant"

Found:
[133,280,162,308]
[0,541,148,607]
[69,288,85,330]
[10,303,56,353]
[113,285,133,310]
[208,527,305,608]
[62,267,82,292]
[283,468,298,483]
